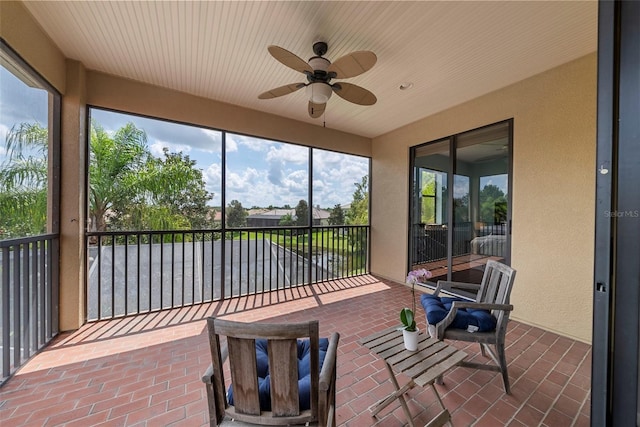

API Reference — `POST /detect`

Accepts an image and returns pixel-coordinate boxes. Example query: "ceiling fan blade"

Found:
[258,83,305,99]
[268,45,313,74]
[327,51,377,79]
[333,82,377,106]
[308,101,326,118]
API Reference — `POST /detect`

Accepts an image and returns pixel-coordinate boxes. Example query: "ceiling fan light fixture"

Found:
[306,82,332,104]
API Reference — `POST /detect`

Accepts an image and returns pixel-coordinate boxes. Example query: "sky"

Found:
[1,60,369,210]
[90,108,369,209]
[0,66,49,157]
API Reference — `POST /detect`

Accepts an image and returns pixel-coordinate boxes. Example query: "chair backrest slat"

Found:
[476,260,516,327]
[207,317,321,425]
[227,337,261,415]
[477,261,515,303]
[268,339,300,416]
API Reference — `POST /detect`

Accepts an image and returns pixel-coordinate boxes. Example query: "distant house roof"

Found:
[247,208,269,216]
[246,207,331,221]
[312,207,331,220]
[247,209,294,220]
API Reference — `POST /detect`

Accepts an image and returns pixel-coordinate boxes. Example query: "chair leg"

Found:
[479,343,487,357]
[496,343,510,395]
[204,382,219,426]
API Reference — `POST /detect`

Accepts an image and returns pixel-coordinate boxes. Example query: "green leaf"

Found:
[400,308,416,332]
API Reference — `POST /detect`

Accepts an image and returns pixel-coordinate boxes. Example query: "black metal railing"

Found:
[1,234,59,386]
[412,222,506,265]
[412,224,473,264]
[85,225,369,321]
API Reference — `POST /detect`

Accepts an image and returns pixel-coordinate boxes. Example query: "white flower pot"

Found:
[402,329,419,351]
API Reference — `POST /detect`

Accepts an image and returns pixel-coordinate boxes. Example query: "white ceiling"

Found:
[23,1,598,139]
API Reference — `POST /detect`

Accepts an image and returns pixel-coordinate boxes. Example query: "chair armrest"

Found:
[319,332,340,391]
[450,301,513,312]
[436,301,513,337]
[435,280,480,301]
[201,343,229,384]
[201,364,214,384]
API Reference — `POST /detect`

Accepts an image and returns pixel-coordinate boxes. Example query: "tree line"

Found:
[225,175,368,228]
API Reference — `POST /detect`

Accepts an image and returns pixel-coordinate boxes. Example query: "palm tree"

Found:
[0,122,48,238]
[88,121,149,231]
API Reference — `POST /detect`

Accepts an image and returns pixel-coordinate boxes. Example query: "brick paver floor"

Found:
[0,275,591,426]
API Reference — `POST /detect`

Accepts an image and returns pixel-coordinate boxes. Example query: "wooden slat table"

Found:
[359,327,467,427]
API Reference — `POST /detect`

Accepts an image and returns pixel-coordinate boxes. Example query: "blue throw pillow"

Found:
[227,338,329,411]
[420,294,497,332]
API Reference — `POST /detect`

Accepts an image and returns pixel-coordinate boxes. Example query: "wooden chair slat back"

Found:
[227,337,261,415]
[208,318,321,424]
[476,260,516,325]
[268,339,300,416]
[477,261,515,303]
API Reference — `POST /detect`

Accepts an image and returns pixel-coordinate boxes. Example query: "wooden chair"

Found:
[425,260,516,394]
[201,317,340,426]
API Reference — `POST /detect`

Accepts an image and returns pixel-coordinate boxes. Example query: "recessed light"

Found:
[399,82,414,90]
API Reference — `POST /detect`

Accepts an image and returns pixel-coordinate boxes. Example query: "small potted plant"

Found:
[400,268,433,351]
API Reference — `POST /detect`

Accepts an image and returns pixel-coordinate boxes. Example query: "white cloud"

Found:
[0,124,8,162]
[225,135,238,153]
[282,169,308,194]
[200,129,223,152]
[203,162,222,206]
[266,144,308,164]
[226,167,261,195]
[204,162,222,186]
[230,134,270,152]
[0,123,9,146]
[310,150,368,207]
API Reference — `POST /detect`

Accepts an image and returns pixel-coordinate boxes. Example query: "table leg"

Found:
[423,384,451,427]
[369,362,416,427]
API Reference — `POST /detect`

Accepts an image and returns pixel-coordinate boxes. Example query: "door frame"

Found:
[592,0,640,425]
[408,119,513,279]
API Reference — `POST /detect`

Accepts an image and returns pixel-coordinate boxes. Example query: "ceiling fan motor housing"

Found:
[308,56,330,72]
[307,56,332,85]
[312,41,328,56]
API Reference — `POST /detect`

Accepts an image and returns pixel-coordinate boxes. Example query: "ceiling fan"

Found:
[258,41,377,118]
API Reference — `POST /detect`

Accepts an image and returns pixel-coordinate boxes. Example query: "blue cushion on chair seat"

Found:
[227,338,329,411]
[420,294,497,332]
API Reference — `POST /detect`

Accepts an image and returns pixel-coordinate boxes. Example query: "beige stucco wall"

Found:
[371,53,597,343]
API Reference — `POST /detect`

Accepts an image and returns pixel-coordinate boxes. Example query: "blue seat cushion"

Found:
[420,294,497,332]
[227,338,329,411]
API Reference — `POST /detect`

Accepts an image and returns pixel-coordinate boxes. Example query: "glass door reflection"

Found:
[409,121,511,285]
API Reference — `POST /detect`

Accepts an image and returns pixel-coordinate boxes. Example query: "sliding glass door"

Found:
[409,120,512,284]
